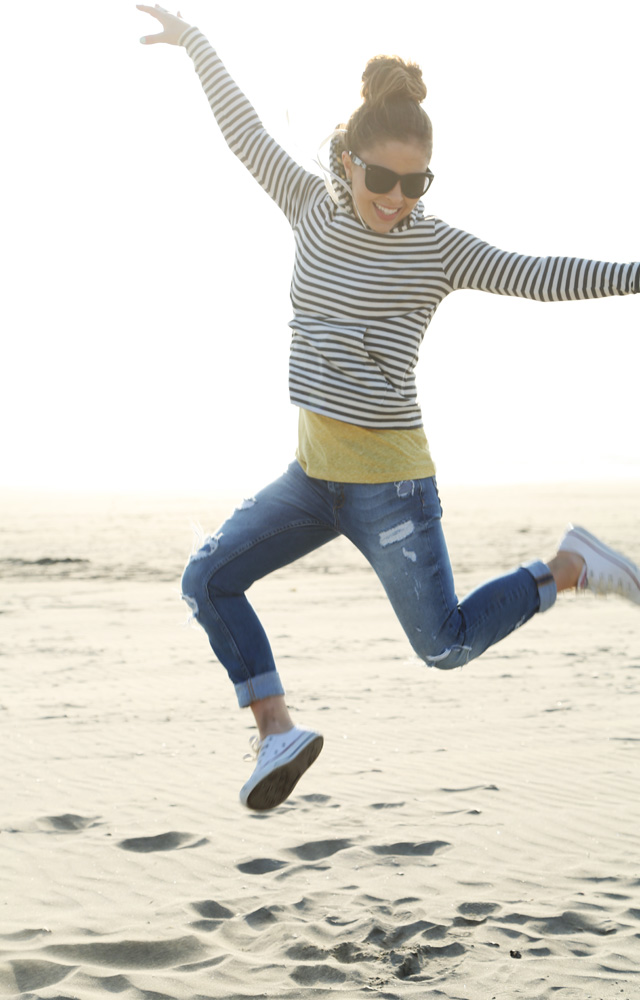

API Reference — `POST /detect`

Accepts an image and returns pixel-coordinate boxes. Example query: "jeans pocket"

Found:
[419,476,443,519]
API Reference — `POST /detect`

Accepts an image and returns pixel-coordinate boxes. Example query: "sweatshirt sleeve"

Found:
[435,218,640,301]
[178,27,324,228]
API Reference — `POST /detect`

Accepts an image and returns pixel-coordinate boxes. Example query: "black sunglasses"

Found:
[349,152,434,199]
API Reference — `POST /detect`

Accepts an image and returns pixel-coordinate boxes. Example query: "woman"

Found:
[138,5,639,811]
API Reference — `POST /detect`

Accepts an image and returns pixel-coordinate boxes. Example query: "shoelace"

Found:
[243,735,262,762]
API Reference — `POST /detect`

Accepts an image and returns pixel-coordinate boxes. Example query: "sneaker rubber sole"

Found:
[242,733,324,811]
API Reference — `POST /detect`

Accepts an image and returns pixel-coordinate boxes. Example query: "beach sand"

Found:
[1,481,638,999]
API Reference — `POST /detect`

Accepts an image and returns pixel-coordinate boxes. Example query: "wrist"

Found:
[178,24,196,46]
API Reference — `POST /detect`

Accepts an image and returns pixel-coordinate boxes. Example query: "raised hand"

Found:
[137,4,191,45]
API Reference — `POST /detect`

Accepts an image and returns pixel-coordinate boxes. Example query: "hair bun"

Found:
[361,55,427,106]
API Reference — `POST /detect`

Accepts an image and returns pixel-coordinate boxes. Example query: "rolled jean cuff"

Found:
[234,671,285,708]
[522,559,557,614]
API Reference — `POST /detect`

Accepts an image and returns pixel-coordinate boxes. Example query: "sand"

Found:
[1,481,639,999]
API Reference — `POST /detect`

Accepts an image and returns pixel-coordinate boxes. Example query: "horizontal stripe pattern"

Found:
[181,28,639,429]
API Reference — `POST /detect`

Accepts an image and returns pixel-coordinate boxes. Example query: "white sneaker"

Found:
[558,524,640,605]
[239,725,324,811]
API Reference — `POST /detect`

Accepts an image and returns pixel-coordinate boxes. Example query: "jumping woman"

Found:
[138,5,640,811]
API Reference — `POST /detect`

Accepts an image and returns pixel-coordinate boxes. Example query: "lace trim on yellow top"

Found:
[296,409,436,484]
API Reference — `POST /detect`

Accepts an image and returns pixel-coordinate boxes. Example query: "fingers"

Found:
[137,5,163,47]
[135,4,174,19]
[137,5,163,38]
[136,4,161,18]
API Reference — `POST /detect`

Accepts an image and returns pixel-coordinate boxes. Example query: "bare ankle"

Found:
[547,551,585,593]
[250,695,294,740]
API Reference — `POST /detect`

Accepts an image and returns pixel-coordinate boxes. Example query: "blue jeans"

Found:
[181,461,556,707]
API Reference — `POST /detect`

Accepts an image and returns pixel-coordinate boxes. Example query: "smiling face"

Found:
[342,139,432,233]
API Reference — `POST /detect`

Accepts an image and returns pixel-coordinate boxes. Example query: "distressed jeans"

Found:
[181,460,556,707]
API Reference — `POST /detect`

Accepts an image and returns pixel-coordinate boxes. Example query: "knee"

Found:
[180,532,223,618]
[411,632,473,670]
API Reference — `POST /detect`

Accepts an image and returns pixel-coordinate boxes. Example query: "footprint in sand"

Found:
[365,919,448,948]
[533,910,617,936]
[286,939,370,964]
[38,814,101,832]
[458,901,500,916]
[286,942,329,962]
[243,905,283,928]
[440,784,499,793]
[370,840,450,857]
[236,857,289,875]
[189,899,235,933]
[298,793,335,805]
[0,929,52,942]
[0,959,77,994]
[393,941,466,980]
[117,832,209,853]
[493,908,614,938]
[289,964,347,986]
[190,900,234,920]
[44,935,205,970]
[454,900,500,926]
[286,839,353,862]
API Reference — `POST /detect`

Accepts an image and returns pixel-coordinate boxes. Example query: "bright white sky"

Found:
[2,1,638,494]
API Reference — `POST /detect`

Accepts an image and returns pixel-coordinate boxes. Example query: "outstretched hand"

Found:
[137,4,191,45]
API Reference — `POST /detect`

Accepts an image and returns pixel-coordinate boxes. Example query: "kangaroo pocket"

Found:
[289,319,367,376]
[289,317,418,408]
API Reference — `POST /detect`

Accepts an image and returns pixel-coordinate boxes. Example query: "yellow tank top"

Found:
[296,409,436,484]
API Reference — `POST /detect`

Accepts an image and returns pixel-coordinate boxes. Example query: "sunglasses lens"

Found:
[402,176,428,198]
[364,166,398,194]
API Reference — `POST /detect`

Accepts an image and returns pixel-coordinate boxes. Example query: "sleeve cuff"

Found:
[178,25,202,48]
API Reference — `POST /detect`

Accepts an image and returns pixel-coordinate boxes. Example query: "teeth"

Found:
[375,204,399,216]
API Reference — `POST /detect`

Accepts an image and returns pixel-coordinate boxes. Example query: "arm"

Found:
[435,218,640,301]
[138,6,323,227]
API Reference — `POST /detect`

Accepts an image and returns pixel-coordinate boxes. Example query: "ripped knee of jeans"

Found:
[181,591,199,624]
[421,643,473,670]
[180,531,224,623]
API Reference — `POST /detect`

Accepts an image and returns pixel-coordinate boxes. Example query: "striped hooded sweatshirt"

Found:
[178,28,639,435]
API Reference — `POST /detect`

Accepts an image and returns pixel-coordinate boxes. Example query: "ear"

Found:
[341,150,353,181]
